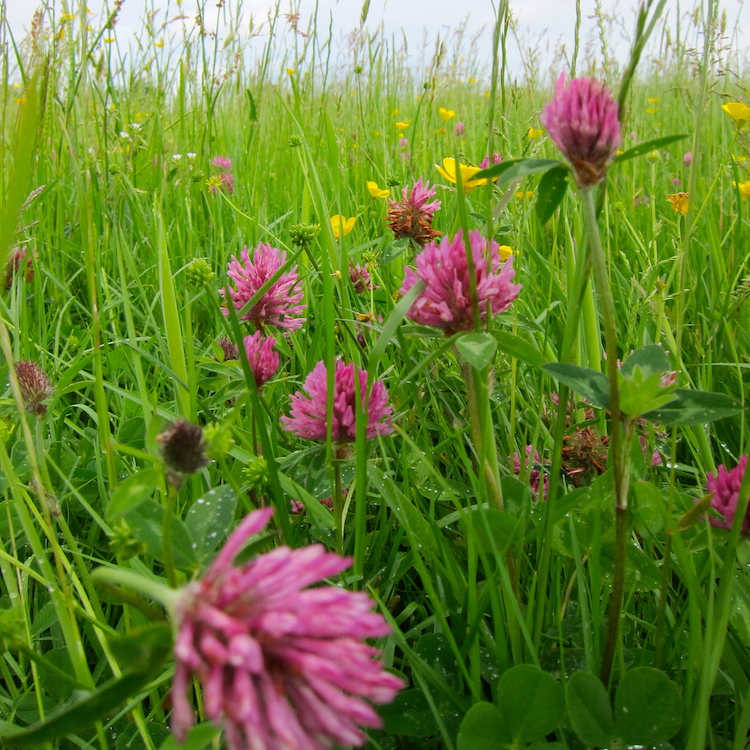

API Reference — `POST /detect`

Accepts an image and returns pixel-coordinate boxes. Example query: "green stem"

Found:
[161,483,178,588]
[580,186,629,686]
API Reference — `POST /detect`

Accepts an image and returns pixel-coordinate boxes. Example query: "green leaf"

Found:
[566,671,615,747]
[0,646,169,748]
[128,499,197,570]
[614,666,683,744]
[497,665,566,744]
[245,89,258,121]
[456,332,498,370]
[492,330,546,367]
[461,508,522,556]
[457,702,507,750]
[633,480,666,536]
[184,485,238,560]
[535,165,569,224]
[108,622,173,674]
[474,158,562,186]
[159,722,221,750]
[613,134,688,164]
[380,689,437,737]
[620,345,671,379]
[643,389,743,425]
[541,362,610,409]
[380,237,411,265]
[107,468,160,520]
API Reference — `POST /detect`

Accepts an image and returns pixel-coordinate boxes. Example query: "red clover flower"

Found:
[242,332,280,388]
[706,457,750,534]
[400,229,521,334]
[223,243,306,330]
[171,507,404,750]
[540,73,621,187]
[281,360,394,442]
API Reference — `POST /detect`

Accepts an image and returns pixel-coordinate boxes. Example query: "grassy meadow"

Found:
[1,0,750,748]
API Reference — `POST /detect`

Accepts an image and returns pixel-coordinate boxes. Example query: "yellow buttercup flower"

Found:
[733,154,747,163]
[330,215,356,239]
[154,41,165,47]
[723,102,750,128]
[286,68,296,75]
[439,107,456,121]
[733,180,750,199]
[666,192,690,215]
[367,181,390,199]
[468,77,476,83]
[647,97,660,103]
[645,107,657,114]
[435,157,487,192]
[395,121,410,131]
[391,108,399,116]
[527,127,545,139]
[499,245,514,261]
[515,190,534,200]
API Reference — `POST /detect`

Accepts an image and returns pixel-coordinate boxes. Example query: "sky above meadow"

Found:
[5,0,750,78]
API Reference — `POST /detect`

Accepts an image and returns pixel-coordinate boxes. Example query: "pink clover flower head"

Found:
[706,457,750,534]
[400,229,522,334]
[540,73,622,187]
[171,507,404,750]
[223,243,306,330]
[479,152,503,169]
[212,155,233,170]
[455,121,466,137]
[281,360,394,442]
[243,332,280,387]
[349,263,378,293]
[513,445,548,499]
[3,246,34,289]
[15,359,53,416]
[683,151,692,167]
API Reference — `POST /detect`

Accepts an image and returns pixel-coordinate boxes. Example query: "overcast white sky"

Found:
[4,0,750,79]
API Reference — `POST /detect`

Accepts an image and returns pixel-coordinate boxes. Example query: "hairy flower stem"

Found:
[162,483,178,588]
[333,452,344,554]
[580,187,630,685]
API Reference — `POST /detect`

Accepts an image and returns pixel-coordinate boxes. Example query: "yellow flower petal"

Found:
[666,192,690,215]
[438,107,456,121]
[723,102,750,127]
[499,245,513,261]
[734,180,750,199]
[527,127,544,139]
[330,215,356,239]
[395,121,410,131]
[435,158,487,193]
[367,181,390,199]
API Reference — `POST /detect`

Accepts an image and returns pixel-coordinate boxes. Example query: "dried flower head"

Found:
[281,360,394,442]
[242,332,280,388]
[223,243,306,330]
[157,420,210,476]
[706,457,750,534]
[562,427,609,487]
[218,337,239,361]
[386,179,442,247]
[540,73,622,187]
[15,360,53,416]
[400,230,521,334]
[171,507,404,750]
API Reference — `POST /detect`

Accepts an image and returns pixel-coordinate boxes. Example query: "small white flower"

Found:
[118,131,130,139]
[171,153,183,161]
[129,122,142,132]
[186,152,197,160]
